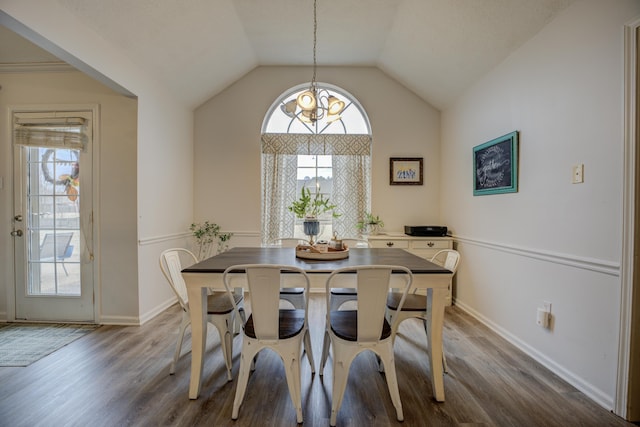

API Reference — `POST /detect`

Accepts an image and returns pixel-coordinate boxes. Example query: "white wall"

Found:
[194,66,441,242]
[0,1,194,323]
[441,0,640,411]
[0,71,140,321]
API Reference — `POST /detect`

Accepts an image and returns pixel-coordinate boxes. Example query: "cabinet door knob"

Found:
[386,242,394,247]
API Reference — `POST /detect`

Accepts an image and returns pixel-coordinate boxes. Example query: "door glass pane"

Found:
[26,148,81,296]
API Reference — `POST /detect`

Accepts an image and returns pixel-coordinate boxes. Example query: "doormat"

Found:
[0,323,99,367]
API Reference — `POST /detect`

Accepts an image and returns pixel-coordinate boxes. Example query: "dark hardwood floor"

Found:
[0,295,632,427]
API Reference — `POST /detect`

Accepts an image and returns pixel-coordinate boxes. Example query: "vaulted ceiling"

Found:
[0,0,576,110]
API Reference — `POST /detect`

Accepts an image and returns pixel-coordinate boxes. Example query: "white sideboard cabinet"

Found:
[367,233,454,305]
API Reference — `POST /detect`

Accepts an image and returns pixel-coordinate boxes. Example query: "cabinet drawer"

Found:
[411,240,451,250]
[369,239,409,249]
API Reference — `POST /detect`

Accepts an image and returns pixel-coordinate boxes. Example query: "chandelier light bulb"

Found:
[327,96,345,115]
[297,90,317,111]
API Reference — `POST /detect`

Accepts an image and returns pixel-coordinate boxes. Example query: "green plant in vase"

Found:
[288,186,340,244]
[356,212,384,236]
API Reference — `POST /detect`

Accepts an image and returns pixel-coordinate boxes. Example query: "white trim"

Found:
[0,62,75,73]
[137,230,260,246]
[98,315,141,326]
[452,235,620,277]
[138,232,190,246]
[454,299,614,411]
[138,297,177,325]
[617,15,640,418]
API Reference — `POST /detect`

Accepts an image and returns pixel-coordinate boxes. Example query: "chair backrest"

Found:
[430,250,460,275]
[326,265,412,343]
[269,238,308,248]
[159,248,199,311]
[223,264,310,342]
[342,239,371,248]
[40,232,73,259]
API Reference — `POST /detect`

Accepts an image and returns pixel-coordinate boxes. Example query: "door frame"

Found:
[619,17,640,419]
[8,103,101,323]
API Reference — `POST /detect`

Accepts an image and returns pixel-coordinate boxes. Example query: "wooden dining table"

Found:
[181,246,452,401]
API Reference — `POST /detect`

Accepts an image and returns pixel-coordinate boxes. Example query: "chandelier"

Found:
[280,0,345,124]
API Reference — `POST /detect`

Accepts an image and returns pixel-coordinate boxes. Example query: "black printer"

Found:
[404,225,448,237]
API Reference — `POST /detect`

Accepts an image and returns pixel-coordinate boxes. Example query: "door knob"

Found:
[14,214,23,222]
[10,229,23,237]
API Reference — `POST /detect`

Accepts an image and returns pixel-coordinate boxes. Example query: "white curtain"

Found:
[261,133,371,244]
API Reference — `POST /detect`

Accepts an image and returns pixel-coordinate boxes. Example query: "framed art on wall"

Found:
[390,157,423,185]
[473,131,518,196]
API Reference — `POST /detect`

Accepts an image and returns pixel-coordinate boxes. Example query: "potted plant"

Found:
[356,212,384,236]
[288,186,340,243]
[190,221,233,260]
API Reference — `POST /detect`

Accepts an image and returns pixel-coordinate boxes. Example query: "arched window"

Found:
[261,83,372,244]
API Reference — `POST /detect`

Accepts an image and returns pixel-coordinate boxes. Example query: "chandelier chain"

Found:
[312,0,317,89]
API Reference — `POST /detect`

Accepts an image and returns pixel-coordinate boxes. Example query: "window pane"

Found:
[317,168,332,179]
[298,155,316,167]
[317,155,331,167]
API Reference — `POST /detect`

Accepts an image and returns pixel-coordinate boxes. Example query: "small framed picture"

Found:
[473,131,518,196]
[390,157,423,185]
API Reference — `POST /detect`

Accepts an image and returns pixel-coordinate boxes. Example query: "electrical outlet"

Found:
[572,164,584,184]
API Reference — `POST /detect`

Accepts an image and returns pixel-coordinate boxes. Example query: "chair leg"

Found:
[304,329,315,374]
[378,346,404,422]
[329,345,355,427]
[170,312,191,375]
[282,347,303,423]
[210,315,234,381]
[232,342,259,420]
[61,261,69,276]
[319,329,331,375]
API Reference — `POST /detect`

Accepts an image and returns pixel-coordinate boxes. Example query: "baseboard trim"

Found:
[98,315,141,326]
[453,298,614,411]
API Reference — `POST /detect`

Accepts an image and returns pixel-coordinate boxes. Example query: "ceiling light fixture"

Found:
[281,0,345,124]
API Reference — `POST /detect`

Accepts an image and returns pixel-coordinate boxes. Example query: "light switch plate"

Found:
[572,164,584,184]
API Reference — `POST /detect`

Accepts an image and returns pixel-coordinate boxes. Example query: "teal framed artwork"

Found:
[473,131,518,196]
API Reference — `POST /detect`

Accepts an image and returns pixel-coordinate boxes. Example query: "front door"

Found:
[12,110,95,322]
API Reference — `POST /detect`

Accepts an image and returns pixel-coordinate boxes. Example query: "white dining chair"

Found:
[159,248,245,379]
[386,249,460,373]
[268,238,309,309]
[320,265,412,426]
[327,238,371,312]
[223,264,313,424]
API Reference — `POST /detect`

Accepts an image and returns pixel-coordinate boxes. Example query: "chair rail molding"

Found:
[452,234,620,277]
[138,232,190,246]
[138,230,261,247]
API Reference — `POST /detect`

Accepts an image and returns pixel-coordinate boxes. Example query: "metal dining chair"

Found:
[386,249,460,373]
[159,248,245,379]
[327,238,371,312]
[268,238,310,309]
[320,265,412,426]
[223,264,313,424]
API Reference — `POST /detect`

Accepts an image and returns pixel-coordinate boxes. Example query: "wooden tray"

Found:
[296,247,349,260]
